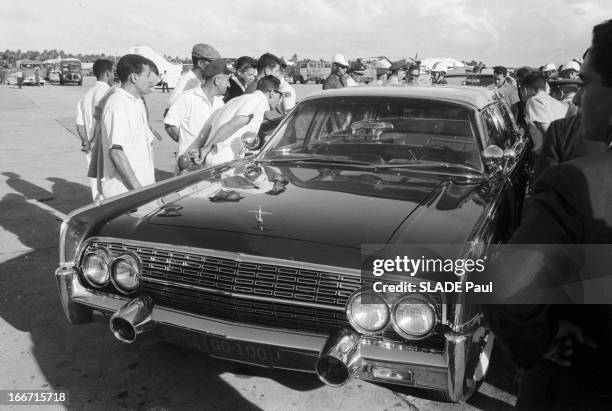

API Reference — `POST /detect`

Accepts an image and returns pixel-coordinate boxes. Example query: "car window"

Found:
[264,97,482,169]
[494,103,517,146]
[481,107,507,148]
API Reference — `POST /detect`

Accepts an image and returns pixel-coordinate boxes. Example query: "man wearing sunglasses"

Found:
[196,75,283,168]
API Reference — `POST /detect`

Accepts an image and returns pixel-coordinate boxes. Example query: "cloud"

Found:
[1,0,611,66]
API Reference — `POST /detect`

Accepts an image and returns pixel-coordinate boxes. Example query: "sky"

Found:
[1,0,611,66]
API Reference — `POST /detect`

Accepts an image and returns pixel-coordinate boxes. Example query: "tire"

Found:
[78,80,82,86]
[300,77,306,84]
[425,389,455,403]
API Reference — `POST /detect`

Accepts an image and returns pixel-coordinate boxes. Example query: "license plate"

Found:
[205,336,274,367]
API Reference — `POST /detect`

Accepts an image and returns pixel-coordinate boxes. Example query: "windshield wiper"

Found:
[376,162,482,174]
[259,156,374,166]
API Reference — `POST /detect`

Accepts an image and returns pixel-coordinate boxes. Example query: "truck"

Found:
[59,58,82,85]
[291,60,332,84]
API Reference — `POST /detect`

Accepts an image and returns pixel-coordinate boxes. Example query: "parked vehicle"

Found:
[59,58,82,85]
[56,85,529,402]
[548,78,581,102]
[445,73,495,87]
[292,60,332,84]
[13,59,45,86]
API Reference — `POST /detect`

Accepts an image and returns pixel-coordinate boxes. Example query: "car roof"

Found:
[548,78,581,86]
[302,85,499,110]
[445,73,493,77]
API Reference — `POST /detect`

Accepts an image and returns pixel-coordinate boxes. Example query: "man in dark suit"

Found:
[484,20,612,410]
[534,114,608,180]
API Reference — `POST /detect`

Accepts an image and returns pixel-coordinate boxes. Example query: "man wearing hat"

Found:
[560,60,581,80]
[541,62,558,80]
[430,62,448,85]
[164,59,232,165]
[406,63,427,85]
[346,62,366,87]
[167,43,221,108]
[323,53,349,90]
[386,59,406,85]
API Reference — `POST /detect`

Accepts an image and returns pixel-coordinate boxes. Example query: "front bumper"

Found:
[56,264,488,401]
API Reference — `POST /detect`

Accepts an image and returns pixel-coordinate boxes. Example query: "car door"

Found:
[478,103,527,244]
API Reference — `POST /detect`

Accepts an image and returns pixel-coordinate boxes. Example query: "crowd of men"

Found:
[73,44,586,202]
[70,18,612,409]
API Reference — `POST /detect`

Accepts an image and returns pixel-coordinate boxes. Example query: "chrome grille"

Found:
[83,240,445,351]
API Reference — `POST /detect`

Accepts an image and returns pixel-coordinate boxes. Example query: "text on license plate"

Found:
[206,336,273,367]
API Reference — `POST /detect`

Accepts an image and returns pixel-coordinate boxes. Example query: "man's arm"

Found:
[534,120,562,180]
[109,147,142,190]
[76,124,90,152]
[164,124,180,142]
[209,115,251,146]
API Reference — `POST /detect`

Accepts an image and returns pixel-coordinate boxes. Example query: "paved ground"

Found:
[0,79,518,410]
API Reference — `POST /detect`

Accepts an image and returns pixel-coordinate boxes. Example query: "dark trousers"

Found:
[161,82,169,93]
[17,77,23,88]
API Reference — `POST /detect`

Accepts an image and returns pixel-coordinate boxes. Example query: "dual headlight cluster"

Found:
[81,249,140,294]
[346,291,436,339]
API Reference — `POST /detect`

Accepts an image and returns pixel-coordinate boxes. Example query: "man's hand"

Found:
[81,142,91,153]
[543,319,597,367]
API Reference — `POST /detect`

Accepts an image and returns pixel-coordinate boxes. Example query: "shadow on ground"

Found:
[0,174,326,409]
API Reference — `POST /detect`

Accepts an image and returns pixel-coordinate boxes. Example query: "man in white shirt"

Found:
[520,72,568,154]
[160,70,169,93]
[99,54,158,199]
[199,75,283,167]
[76,59,114,200]
[166,43,220,109]
[164,59,232,160]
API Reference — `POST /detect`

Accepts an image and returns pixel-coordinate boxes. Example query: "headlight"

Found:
[346,292,389,334]
[82,249,110,287]
[111,254,141,294]
[392,295,436,339]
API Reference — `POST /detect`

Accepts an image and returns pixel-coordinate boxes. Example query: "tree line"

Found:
[1,49,195,66]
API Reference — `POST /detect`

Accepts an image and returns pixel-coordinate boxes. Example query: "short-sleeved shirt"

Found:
[164,87,224,156]
[280,78,296,111]
[101,88,155,197]
[204,90,269,167]
[526,90,568,151]
[490,79,520,109]
[167,70,200,107]
[76,81,111,142]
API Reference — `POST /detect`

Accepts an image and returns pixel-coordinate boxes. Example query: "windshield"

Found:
[261,97,482,171]
[61,64,81,70]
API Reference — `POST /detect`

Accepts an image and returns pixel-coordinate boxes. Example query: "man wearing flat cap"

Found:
[167,43,221,108]
[386,59,406,85]
[165,59,232,168]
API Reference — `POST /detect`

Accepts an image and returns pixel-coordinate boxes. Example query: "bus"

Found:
[59,58,82,85]
[14,60,45,86]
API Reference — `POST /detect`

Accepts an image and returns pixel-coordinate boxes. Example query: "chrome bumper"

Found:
[56,264,487,400]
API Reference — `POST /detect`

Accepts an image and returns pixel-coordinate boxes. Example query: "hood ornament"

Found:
[248,205,272,231]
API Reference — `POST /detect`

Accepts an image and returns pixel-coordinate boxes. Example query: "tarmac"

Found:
[0,79,517,410]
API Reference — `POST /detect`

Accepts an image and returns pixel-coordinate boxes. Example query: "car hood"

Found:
[101,164,448,250]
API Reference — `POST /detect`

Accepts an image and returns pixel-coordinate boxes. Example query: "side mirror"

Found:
[482,145,504,174]
[241,132,260,151]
